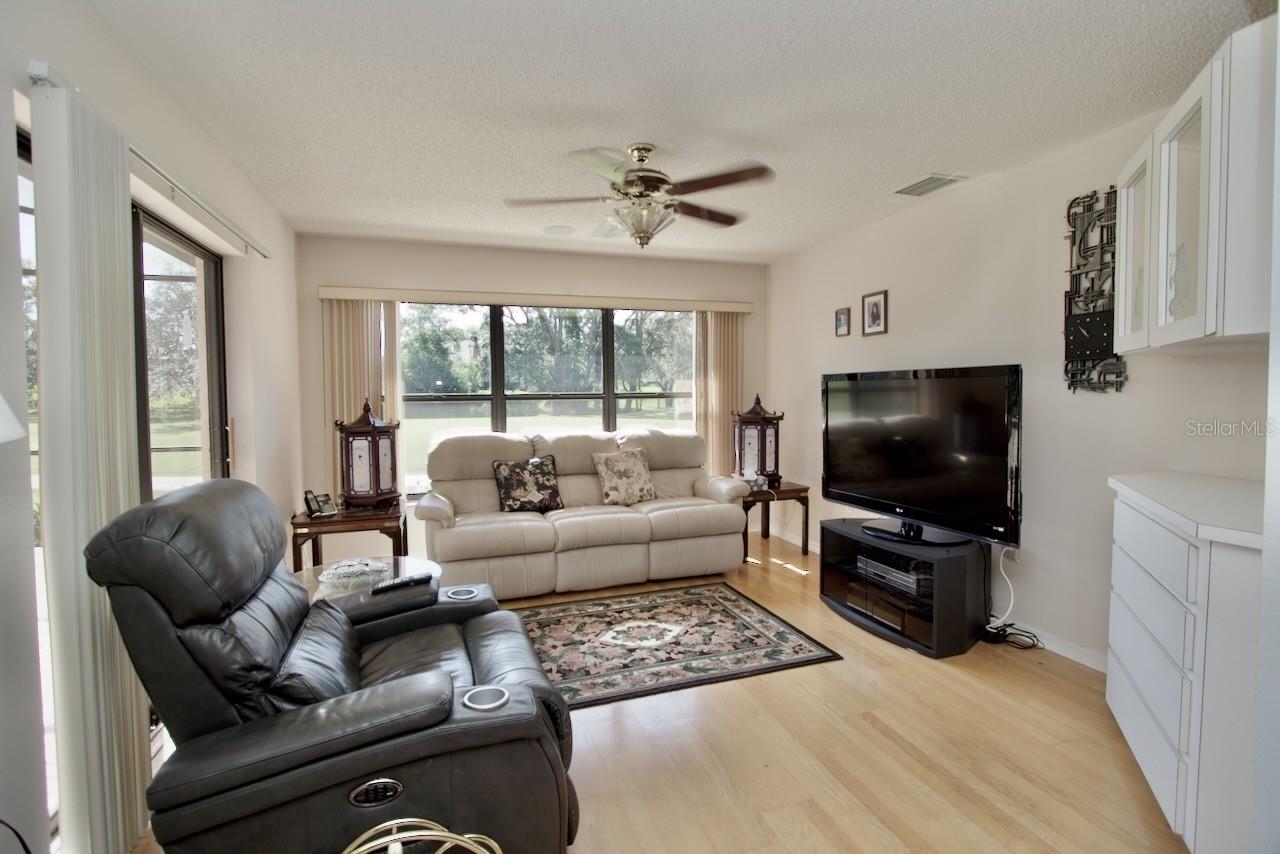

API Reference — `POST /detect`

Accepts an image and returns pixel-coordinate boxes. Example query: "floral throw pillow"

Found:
[492,455,563,513]
[592,449,657,506]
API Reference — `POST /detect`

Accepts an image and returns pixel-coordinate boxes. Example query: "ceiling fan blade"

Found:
[669,163,774,196]
[567,147,629,182]
[675,201,738,227]
[591,219,626,238]
[504,196,606,207]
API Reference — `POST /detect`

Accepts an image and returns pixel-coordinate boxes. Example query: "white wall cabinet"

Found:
[1114,139,1155,352]
[1106,473,1263,852]
[1114,16,1274,354]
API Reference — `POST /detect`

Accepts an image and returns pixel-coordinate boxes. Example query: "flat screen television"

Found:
[821,364,1022,546]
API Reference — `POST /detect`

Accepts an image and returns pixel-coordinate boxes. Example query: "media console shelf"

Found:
[819,519,987,658]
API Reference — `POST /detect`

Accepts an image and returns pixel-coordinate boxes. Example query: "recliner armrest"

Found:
[338,583,500,645]
[695,475,750,504]
[148,672,453,811]
[415,492,456,527]
[328,576,440,625]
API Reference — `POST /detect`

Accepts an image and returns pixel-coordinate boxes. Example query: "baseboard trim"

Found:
[753,526,820,555]
[1011,624,1106,672]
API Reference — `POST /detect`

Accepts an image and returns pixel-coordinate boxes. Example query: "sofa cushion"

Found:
[592,448,657,506]
[432,511,557,562]
[428,433,533,482]
[546,505,651,551]
[618,429,705,471]
[431,478,500,516]
[492,454,564,513]
[557,473,604,507]
[359,623,474,689]
[633,497,746,541]
[268,600,360,710]
[532,432,619,475]
[650,466,703,499]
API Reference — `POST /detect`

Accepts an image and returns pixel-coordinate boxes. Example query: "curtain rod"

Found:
[27,60,272,260]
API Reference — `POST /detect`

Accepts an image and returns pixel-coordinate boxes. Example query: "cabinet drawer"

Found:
[1111,544,1196,669]
[1113,500,1198,603]
[1107,651,1188,833]
[1109,592,1193,751]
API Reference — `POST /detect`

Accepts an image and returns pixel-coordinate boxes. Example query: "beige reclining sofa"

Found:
[415,429,749,599]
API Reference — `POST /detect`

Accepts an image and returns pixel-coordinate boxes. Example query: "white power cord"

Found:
[988,546,1014,628]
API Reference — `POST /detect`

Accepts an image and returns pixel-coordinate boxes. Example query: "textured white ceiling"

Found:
[89,0,1250,262]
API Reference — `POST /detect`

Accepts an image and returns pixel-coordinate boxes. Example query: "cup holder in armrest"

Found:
[445,587,479,600]
[462,686,509,712]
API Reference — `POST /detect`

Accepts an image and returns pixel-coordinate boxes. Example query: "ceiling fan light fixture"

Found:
[607,199,676,248]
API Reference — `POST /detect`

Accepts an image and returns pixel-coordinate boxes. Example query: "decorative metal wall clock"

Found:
[1063,187,1126,392]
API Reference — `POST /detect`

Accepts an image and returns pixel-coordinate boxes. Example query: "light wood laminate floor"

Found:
[136,534,1182,853]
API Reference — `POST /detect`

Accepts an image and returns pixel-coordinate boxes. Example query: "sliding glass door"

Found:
[132,207,229,501]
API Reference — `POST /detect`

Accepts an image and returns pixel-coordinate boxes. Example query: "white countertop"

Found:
[1107,472,1264,550]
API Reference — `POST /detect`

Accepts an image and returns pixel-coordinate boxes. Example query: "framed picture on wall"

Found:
[834,307,851,337]
[862,290,888,336]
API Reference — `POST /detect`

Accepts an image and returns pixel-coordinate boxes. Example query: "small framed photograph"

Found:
[862,290,888,336]
[834,307,851,337]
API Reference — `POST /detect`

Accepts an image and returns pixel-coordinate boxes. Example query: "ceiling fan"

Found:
[504,142,775,248]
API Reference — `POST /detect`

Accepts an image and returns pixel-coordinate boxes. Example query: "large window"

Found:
[613,309,695,432]
[133,208,229,500]
[399,303,694,492]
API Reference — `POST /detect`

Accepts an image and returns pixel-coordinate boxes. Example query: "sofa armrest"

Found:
[414,492,456,527]
[148,672,453,811]
[695,475,750,504]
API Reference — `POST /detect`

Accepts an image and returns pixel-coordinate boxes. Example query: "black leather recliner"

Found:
[84,479,578,853]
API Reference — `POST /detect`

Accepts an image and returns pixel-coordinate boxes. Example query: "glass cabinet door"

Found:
[1114,139,1155,353]
[1151,60,1223,346]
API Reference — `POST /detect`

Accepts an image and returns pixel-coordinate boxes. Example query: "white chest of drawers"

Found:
[1106,473,1263,853]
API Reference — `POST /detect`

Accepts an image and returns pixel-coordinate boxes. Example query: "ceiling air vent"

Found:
[894,174,966,197]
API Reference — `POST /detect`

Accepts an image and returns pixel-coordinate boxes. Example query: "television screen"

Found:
[822,365,1021,545]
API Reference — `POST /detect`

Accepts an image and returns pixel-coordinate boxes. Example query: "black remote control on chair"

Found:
[370,573,434,595]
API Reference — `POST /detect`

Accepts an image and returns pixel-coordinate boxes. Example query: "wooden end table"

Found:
[290,501,407,572]
[742,481,810,560]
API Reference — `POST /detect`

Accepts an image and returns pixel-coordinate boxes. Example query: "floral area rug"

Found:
[513,583,841,709]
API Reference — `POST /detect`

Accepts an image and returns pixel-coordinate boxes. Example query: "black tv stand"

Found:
[820,519,986,658]
[859,518,973,546]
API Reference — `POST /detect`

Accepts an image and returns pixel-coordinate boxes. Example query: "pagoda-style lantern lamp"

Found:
[336,398,400,508]
[732,394,784,489]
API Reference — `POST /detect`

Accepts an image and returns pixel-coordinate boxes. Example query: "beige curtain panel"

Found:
[32,82,152,854]
[321,299,398,492]
[695,311,744,476]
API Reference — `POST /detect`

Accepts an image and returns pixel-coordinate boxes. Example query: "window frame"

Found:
[399,304,694,485]
[18,123,59,844]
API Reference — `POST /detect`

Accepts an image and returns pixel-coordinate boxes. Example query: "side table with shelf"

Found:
[742,480,810,560]
[290,501,407,572]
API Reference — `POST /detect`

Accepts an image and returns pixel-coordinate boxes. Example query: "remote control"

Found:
[370,573,434,595]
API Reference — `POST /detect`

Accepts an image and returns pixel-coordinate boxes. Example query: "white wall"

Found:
[764,113,1269,667]
[4,0,303,519]
[1,0,302,841]
[295,235,768,510]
